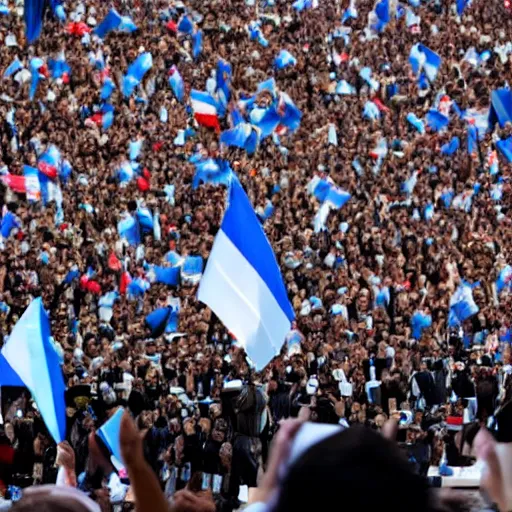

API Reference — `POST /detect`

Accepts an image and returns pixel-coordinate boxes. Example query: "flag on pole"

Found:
[198,178,294,369]
[1,298,66,443]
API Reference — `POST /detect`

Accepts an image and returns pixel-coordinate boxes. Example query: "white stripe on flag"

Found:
[191,99,217,116]
[198,229,290,369]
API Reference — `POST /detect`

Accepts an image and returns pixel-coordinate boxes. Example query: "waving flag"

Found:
[48,52,71,80]
[441,137,460,156]
[198,178,294,369]
[406,113,425,134]
[168,66,184,103]
[25,0,46,43]
[457,0,471,15]
[220,123,261,155]
[1,299,66,443]
[23,165,41,201]
[448,284,479,327]
[98,407,125,466]
[4,58,23,79]
[117,214,140,246]
[409,44,441,82]
[277,93,302,132]
[177,15,194,34]
[145,305,179,337]
[426,109,449,132]
[0,353,25,387]
[216,59,232,112]
[489,89,512,128]
[192,30,203,60]
[411,311,432,340]
[496,265,512,294]
[193,159,232,189]
[94,9,122,38]
[29,57,44,101]
[497,136,512,162]
[119,15,137,33]
[190,90,220,130]
[122,53,153,97]
[182,256,204,285]
[375,0,390,24]
[275,50,297,69]
[150,266,180,286]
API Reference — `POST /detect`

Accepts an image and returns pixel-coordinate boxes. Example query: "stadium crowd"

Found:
[0,0,512,510]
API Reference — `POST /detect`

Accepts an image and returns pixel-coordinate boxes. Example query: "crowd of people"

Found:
[0,0,512,509]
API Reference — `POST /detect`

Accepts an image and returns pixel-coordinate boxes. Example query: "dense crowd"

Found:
[1,0,512,509]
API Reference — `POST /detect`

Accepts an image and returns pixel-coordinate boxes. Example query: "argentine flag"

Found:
[1,298,66,443]
[98,407,125,467]
[198,178,294,369]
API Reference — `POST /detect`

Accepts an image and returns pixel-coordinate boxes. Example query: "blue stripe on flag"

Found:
[220,178,294,321]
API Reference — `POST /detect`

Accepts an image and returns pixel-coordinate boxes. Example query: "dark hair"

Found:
[273,426,433,512]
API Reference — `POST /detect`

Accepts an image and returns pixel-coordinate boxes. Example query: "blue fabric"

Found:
[98,407,124,464]
[169,67,184,102]
[411,311,432,340]
[101,78,115,100]
[192,159,232,189]
[25,0,46,43]
[145,306,179,337]
[48,56,71,79]
[192,30,203,60]
[117,215,140,246]
[221,178,294,321]
[29,58,44,101]
[490,89,512,129]
[0,353,25,387]
[154,266,180,286]
[122,53,153,97]
[4,58,22,78]
[426,110,449,131]
[1,211,19,238]
[220,124,260,155]
[375,0,390,23]
[182,256,203,277]
[136,206,153,233]
[178,15,193,34]
[497,136,512,162]
[216,59,232,111]
[94,8,122,38]
[457,0,470,15]
[441,137,460,155]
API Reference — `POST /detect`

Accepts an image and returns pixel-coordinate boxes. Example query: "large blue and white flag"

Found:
[1,298,66,443]
[198,178,294,369]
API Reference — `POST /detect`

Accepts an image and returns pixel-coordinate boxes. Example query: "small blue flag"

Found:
[441,137,460,155]
[275,50,297,70]
[497,136,512,162]
[169,66,184,102]
[4,58,23,78]
[94,9,122,38]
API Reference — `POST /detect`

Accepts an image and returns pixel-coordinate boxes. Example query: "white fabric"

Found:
[198,230,290,369]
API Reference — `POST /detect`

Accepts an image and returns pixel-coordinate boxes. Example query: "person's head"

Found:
[273,426,434,512]
[11,486,100,512]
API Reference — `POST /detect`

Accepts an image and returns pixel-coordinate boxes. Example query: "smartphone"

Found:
[201,473,212,491]
[212,474,222,494]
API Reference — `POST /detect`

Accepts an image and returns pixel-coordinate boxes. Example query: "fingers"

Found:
[263,419,304,486]
[474,429,505,511]
[381,419,398,442]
